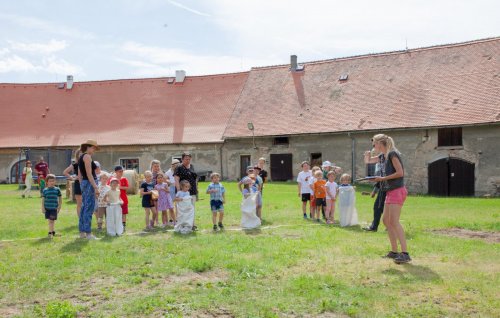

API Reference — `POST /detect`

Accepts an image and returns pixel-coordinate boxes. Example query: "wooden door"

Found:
[428,158,448,196]
[449,158,475,196]
[240,155,251,179]
[270,154,293,181]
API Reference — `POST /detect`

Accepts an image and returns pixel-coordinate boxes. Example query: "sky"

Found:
[0,0,498,83]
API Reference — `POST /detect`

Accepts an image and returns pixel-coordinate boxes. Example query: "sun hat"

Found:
[322,160,332,168]
[172,159,180,164]
[109,177,119,183]
[81,139,99,150]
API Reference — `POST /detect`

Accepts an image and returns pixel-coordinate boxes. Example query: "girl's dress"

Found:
[174,191,194,234]
[155,182,173,211]
[241,189,261,229]
[106,188,124,236]
[338,184,359,227]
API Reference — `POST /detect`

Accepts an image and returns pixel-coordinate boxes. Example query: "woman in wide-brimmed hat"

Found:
[78,139,100,239]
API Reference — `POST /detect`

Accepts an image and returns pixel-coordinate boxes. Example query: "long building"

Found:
[1,37,499,196]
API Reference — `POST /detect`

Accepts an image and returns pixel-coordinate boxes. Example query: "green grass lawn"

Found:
[0,183,498,318]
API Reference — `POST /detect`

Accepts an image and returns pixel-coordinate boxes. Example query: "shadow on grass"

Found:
[335,224,363,232]
[243,228,262,235]
[31,237,52,245]
[172,231,198,238]
[60,225,79,232]
[261,219,273,226]
[60,238,89,253]
[382,264,441,282]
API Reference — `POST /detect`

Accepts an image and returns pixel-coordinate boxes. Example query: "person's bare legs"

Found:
[75,195,82,218]
[383,205,398,252]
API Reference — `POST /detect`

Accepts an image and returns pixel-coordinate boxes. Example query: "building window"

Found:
[438,127,462,147]
[273,136,289,145]
[120,158,139,171]
[310,153,322,168]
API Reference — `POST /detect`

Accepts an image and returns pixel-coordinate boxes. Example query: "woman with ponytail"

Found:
[364,134,411,264]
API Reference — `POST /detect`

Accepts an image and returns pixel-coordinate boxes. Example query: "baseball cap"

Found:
[94,161,101,168]
[246,166,254,171]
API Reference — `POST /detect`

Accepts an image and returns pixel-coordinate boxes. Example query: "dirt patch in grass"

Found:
[0,306,22,318]
[432,228,500,243]
[165,269,229,284]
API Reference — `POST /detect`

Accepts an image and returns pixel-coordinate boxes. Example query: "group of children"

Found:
[40,157,359,238]
[297,161,358,226]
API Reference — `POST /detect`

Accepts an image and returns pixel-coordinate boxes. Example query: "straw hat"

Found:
[81,139,99,150]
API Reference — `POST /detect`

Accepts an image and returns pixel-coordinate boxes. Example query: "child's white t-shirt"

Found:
[297,171,313,194]
[325,181,338,200]
[176,191,190,199]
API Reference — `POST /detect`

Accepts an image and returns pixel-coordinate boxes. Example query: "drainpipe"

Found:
[348,133,356,180]
[219,142,224,180]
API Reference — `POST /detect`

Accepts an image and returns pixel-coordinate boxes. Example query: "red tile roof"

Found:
[0,72,248,148]
[224,37,500,138]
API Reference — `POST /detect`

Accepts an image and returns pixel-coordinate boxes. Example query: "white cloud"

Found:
[209,0,500,61]
[0,55,37,73]
[168,0,210,17]
[118,41,281,76]
[41,56,84,76]
[0,13,95,40]
[9,39,67,54]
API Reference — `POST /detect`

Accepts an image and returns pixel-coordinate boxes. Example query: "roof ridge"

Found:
[251,36,500,71]
[0,70,250,86]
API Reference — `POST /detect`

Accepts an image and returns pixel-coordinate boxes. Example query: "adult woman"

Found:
[364,134,411,264]
[63,150,82,217]
[78,139,100,239]
[174,153,198,230]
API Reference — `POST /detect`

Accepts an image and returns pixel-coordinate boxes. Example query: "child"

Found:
[140,171,157,230]
[252,166,264,219]
[96,173,110,231]
[150,159,163,226]
[337,174,359,227]
[296,161,313,219]
[112,166,129,231]
[312,170,327,222]
[240,178,261,229]
[166,159,180,225]
[104,177,124,236]
[206,172,226,231]
[22,160,33,198]
[174,180,195,234]
[41,174,62,238]
[155,173,175,227]
[325,171,338,224]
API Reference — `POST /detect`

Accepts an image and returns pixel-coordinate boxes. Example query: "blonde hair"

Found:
[311,166,321,173]
[74,149,81,161]
[314,170,323,178]
[340,173,351,184]
[210,172,220,179]
[327,171,336,178]
[372,134,399,155]
[144,170,153,177]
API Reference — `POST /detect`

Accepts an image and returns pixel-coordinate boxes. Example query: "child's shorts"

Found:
[121,203,129,215]
[315,198,326,207]
[45,208,58,220]
[210,200,224,212]
[385,187,408,205]
[301,193,311,202]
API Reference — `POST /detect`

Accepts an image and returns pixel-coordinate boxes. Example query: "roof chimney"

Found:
[290,55,297,71]
[175,70,186,83]
[66,75,73,90]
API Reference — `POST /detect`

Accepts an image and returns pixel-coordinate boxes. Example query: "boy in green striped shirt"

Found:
[41,174,62,238]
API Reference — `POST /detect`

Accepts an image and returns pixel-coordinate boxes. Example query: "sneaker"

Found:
[309,213,312,219]
[394,253,412,264]
[303,213,307,219]
[363,226,377,232]
[383,251,399,259]
[213,225,218,231]
[316,218,321,223]
[218,222,224,229]
[192,225,198,231]
[87,234,97,240]
[48,232,53,239]
[79,233,86,239]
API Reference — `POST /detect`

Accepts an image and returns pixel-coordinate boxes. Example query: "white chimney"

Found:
[290,55,297,71]
[66,75,74,90]
[175,70,186,83]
